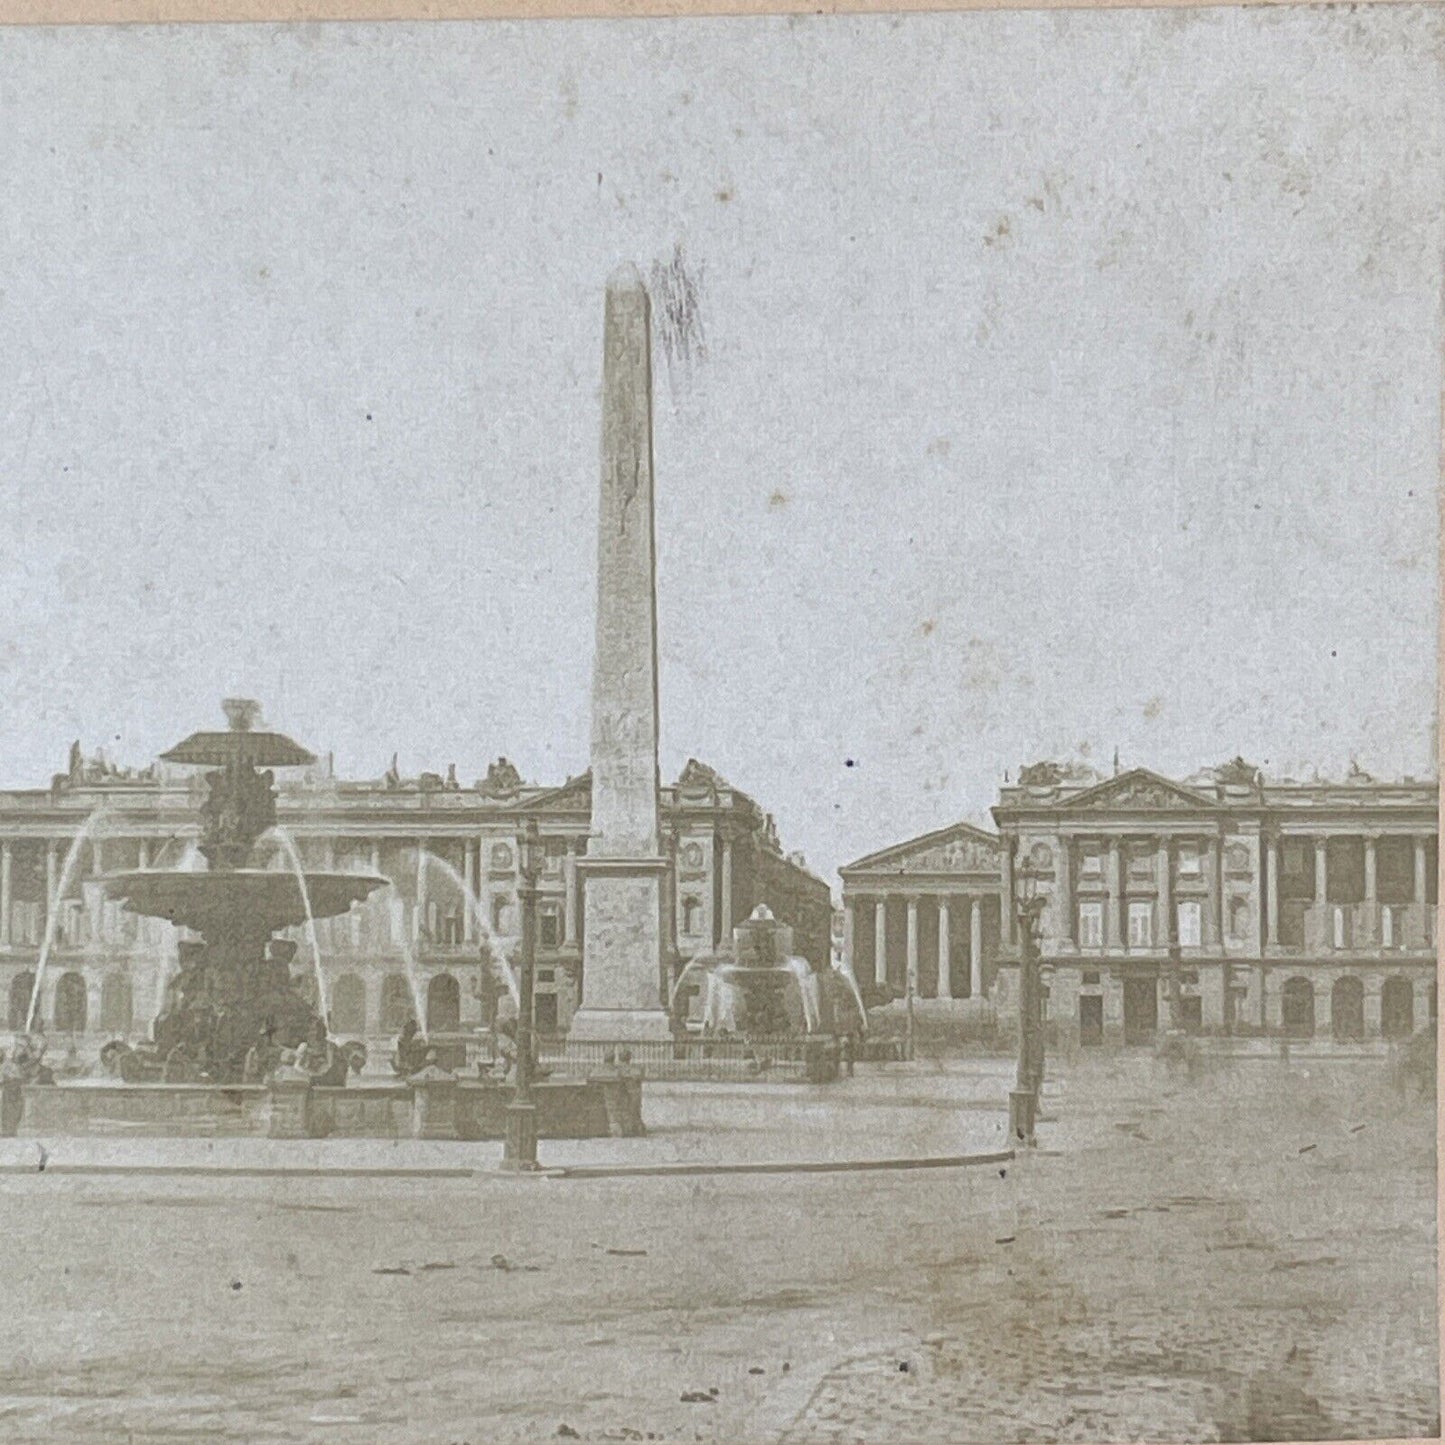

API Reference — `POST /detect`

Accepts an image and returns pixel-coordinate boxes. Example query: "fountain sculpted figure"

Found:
[99,703,387,1084]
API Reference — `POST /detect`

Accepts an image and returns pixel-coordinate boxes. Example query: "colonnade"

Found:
[843,894,989,999]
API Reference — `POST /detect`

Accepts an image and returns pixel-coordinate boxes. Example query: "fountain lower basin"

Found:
[3,1072,646,1141]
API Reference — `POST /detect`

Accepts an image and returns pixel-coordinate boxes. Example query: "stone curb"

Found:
[0,1149,1016,1180]
[0,1163,476,1178]
[546,1148,1015,1179]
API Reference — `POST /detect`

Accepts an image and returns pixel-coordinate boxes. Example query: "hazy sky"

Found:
[0,7,1439,887]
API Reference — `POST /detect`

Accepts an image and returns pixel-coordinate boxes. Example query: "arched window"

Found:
[1331,976,1364,1041]
[681,896,703,936]
[8,971,35,1032]
[54,971,88,1034]
[1381,976,1414,1039]
[100,971,134,1033]
[330,974,367,1035]
[1281,976,1315,1039]
[426,973,461,1033]
[380,973,414,1034]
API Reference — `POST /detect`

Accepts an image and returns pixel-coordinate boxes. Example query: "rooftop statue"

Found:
[480,756,523,797]
[1214,756,1265,787]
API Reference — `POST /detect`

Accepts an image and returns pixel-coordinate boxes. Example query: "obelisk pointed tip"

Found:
[606,261,648,296]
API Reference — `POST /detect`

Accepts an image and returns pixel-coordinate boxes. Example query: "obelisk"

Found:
[568,265,673,1043]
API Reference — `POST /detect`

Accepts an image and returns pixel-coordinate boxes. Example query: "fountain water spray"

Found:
[783,956,822,1033]
[831,958,870,1034]
[98,703,387,1082]
[261,826,330,1023]
[667,954,714,1015]
[147,838,200,1020]
[24,807,110,1033]
[393,903,430,1027]
[417,850,520,1005]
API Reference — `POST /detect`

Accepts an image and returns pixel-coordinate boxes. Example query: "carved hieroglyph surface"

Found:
[574,266,670,1035]
[590,264,661,861]
[579,874,663,1011]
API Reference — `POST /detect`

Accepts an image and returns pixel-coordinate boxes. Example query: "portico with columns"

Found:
[993,762,1438,1046]
[840,823,1004,1005]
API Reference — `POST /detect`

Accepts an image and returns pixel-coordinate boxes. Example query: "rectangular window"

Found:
[1178,843,1201,878]
[533,993,559,1035]
[1081,969,1101,986]
[539,902,562,949]
[1177,901,1202,947]
[1078,902,1103,948]
[1080,848,1103,878]
[1127,902,1153,948]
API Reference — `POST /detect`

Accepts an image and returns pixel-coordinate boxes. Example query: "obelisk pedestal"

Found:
[568,265,673,1045]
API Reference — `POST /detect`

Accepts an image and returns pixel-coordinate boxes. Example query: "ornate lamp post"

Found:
[502,819,545,1171]
[1009,857,1047,1146]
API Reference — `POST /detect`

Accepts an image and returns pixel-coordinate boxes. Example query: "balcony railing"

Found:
[1273,901,1435,954]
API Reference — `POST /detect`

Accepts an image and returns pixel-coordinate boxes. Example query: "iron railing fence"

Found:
[412,1030,837,1081]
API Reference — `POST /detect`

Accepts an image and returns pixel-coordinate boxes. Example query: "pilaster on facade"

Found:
[0,749,828,1041]
[986,764,1438,1041]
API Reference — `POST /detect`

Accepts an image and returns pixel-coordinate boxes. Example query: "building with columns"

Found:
[839,824,1005,1005]
[992,761,1438,1044]
[840,760,1437,1045]
[0,741,829,1054]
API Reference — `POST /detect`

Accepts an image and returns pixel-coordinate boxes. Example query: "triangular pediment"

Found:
[527,772,592,812]
[843,822,1002,876]
[1064,768,1211,812]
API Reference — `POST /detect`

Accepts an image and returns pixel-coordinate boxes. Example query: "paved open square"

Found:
[0,1050,1433,1443]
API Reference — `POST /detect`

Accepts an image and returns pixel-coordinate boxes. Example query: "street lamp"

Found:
[1009,856,1047,1146]
[502,818,545,1171]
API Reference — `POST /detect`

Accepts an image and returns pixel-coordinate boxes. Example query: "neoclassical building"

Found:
[839,824,1005,1003]
[993,761,1438,1043]
[0,736,830,1051]
[841,760,1438,1043]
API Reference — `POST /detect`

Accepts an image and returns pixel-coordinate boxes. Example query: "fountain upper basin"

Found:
[102,870,388,933]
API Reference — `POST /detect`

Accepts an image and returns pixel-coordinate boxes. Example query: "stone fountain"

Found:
[101,700,387,1083]
[680,905,861,1040]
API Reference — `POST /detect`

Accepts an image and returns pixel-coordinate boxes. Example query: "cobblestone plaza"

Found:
[0,1050,1433,1443]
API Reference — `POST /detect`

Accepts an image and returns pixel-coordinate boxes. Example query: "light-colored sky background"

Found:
[0,7,1439,887]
